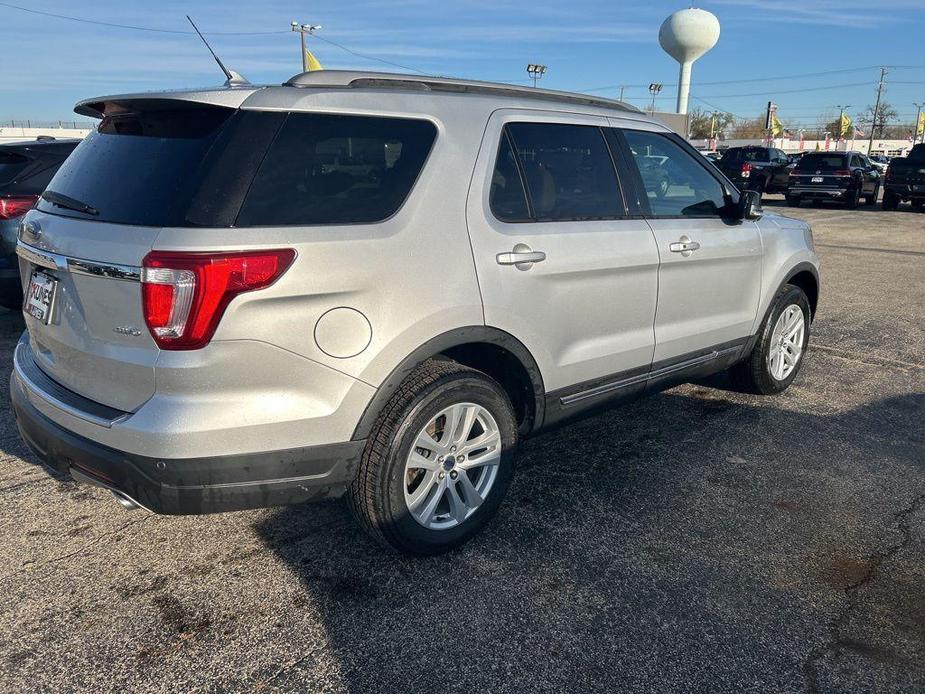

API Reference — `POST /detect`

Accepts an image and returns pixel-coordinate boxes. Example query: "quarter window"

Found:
[622,129,727,218]
[489,132,530,222]
[502,122,624,221]
[237,113,437,226]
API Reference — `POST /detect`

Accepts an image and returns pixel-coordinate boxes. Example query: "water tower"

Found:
[658,8,720,114]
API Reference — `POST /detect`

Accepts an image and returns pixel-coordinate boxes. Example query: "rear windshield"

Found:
[797,154,847,171]
[0,152,29,187]
[721,148,767,163]
[38,107,235,226]
[37,106,437,228]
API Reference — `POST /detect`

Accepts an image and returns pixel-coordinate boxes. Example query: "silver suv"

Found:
[11,71,819,555]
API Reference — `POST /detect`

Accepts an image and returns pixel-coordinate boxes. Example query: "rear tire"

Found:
[882,190,900,211]
[729,284,811,396]
[912,199,924,211]
[785,194,801,207]
[347,359,518,555]
[846,186,861,209]
[751,178,766,200]
[865,183,880,206]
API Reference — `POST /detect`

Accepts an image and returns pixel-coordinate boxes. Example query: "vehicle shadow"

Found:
[254,384,925,693]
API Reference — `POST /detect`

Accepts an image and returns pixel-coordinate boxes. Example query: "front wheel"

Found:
[729,284,811,395]
[347,359,518,555]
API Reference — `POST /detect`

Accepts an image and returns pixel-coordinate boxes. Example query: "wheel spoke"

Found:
[459,449,501,471]
[415,429,442,453]
[457,473,483,508]
[458,429,501,457]
[446,482,468,523]
[411,476,446,525]
[454,404,479,445]
[407,450,439,471]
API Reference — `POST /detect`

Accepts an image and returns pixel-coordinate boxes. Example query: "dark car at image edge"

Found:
[882,143,925,211]
[0,138,80,308]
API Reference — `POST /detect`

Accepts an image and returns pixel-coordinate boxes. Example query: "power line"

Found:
[309,34,429,74]
[0,1,288,34]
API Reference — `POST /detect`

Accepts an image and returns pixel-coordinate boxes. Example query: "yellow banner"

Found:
[305,49,323,71]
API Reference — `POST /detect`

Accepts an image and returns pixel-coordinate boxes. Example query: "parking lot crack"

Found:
[803,492,925,693]
[0,515,153,583]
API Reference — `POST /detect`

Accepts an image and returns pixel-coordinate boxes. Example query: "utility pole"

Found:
[619,86,625,101]
[914,102,925,144]
[291,21,322,72]
[868,67,887,154]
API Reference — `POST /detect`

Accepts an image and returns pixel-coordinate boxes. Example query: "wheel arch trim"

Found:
[350,326,546,441]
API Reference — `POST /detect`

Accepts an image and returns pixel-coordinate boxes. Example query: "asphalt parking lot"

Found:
[1,197,923,693]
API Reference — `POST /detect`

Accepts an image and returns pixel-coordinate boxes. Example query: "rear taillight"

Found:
[885,166,893,181]
[142,249,296,350]
[789,169,801,177]
[833,170,852,177]
[0,195,38,220]
[741,162,752,178]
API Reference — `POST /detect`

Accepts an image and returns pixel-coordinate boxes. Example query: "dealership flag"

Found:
[839,113,853,138]
[918,112,925,139]
[305,49,324,71]
[770,113,784,137]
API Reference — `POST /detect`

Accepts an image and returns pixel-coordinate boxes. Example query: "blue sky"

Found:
[3,0,925,129]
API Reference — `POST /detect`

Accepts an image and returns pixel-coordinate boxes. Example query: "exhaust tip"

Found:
[112,490,141,511]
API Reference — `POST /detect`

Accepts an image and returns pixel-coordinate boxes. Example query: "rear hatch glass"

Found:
[0,151,29,187]
[797,154,846,172]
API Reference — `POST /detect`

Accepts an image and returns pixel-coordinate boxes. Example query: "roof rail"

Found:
[285,70,641,114]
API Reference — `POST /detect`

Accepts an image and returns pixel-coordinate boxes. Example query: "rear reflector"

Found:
[142,249,295,350]
[0,195,38,220]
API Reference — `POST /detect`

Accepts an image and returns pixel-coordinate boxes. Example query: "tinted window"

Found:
[797,154,846,171]
[0,152,28,187]
[237,114,436,226]
[622,130,727,217]
[489,132,530,222]
[505,123,623,221]
[721,148,768,164]
[37,106,235,226]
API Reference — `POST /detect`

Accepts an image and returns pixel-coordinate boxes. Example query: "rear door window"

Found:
[236,114,437,226]
[503,122,624,221]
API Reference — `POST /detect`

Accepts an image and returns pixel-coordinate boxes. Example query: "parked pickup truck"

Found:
[716,146,792,198]
[883,143,925,211]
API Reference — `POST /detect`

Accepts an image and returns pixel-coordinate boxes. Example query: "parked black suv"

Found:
[882,143,925,211]
[716,146,792,197]
[786,151,880,208]
[0,138,79,308]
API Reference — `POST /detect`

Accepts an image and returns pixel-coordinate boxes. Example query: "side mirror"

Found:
[739,190,762,220]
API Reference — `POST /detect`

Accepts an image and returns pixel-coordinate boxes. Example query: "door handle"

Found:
[496,243,546,269]
[669,236,701,256]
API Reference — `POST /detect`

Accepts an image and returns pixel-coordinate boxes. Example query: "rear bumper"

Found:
[787,186,849,198]
[10,371,366,514]
[884,183,925,199]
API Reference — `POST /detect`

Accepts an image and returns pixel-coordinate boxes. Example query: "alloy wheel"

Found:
[403,403,502,530]
[768,304,805,381]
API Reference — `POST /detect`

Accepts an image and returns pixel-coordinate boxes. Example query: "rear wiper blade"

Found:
[41,190,99,216]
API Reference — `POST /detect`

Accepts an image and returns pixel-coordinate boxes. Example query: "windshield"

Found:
[797,154,847,171]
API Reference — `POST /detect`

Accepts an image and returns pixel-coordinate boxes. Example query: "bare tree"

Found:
[856,101,898,138]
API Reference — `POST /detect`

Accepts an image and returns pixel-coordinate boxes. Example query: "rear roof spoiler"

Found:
[74,86,264,119]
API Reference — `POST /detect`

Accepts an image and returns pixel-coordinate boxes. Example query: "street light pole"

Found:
[648,83,663,114]
[291,21,322,72]
[526,64,547,88]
